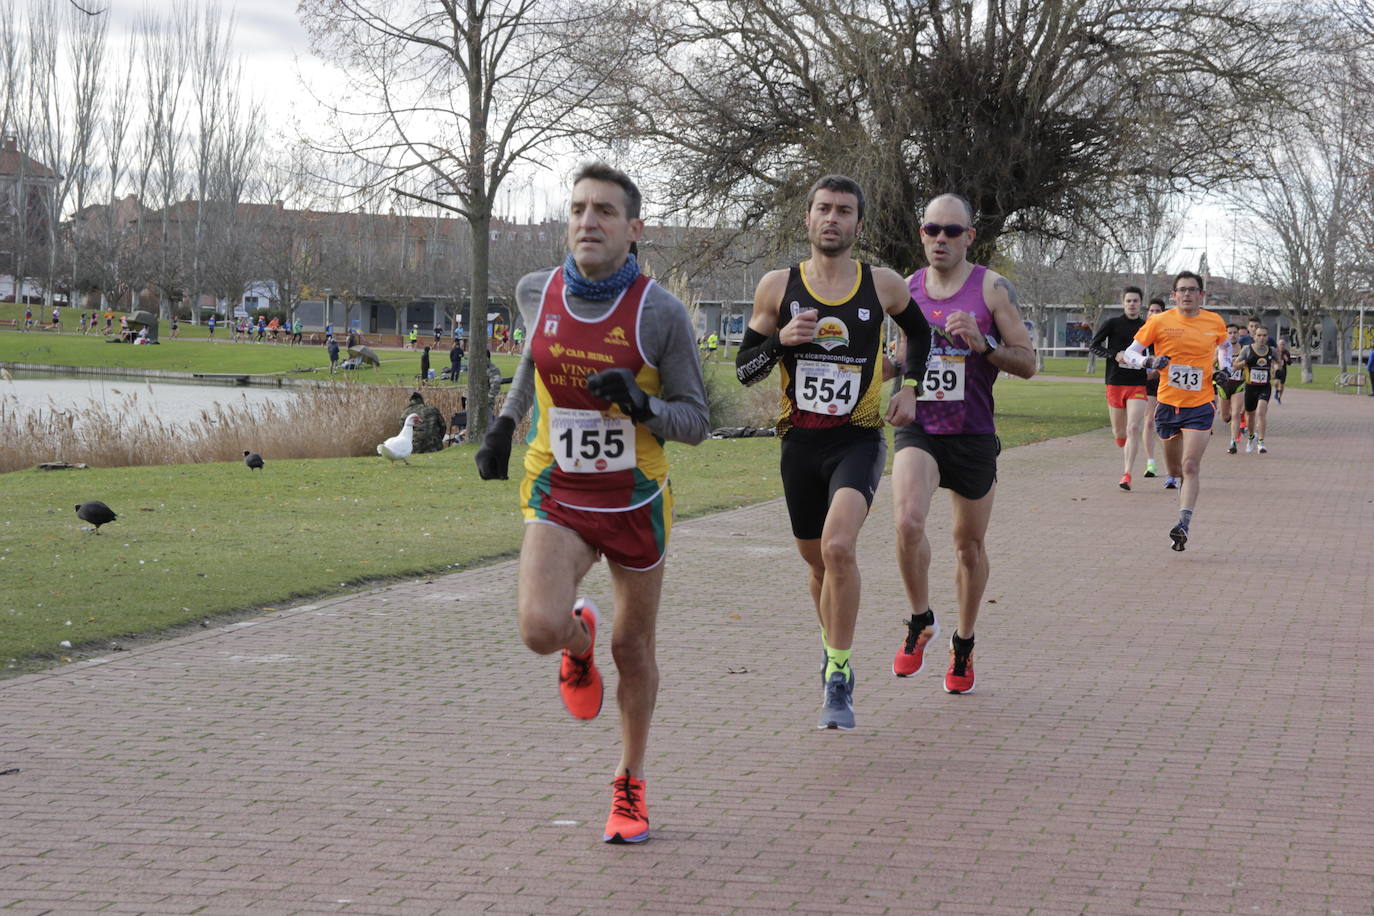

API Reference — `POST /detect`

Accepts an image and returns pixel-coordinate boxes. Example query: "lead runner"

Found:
[475,162,710,843]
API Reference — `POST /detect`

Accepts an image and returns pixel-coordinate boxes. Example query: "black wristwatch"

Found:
[982,334,999,355]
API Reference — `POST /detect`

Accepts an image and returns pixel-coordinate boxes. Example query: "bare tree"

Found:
[298,0,634,438]
[619,0,1307,273]
[1241,37,1369,381]
[1007,229,1071,372]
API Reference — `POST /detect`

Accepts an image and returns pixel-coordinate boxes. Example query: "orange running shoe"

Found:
[603,772,650,843]
[1118,472,1131,491]
[558,599,603,720]
[944,633,975,694]
[893,610,939,677]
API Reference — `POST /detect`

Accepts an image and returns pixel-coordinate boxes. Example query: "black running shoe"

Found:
[1169,524,1188,552]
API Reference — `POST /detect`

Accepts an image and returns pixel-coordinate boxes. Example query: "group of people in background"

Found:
[1092,282,1296,551]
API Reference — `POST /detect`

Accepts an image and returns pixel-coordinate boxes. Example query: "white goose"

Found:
[377,413,420,465]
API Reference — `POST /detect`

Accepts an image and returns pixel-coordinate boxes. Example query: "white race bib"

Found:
[1167,364,1204,391]
[918,355,966,401]
[548,407,635,473]
[1228,366,1245,382]
[1248,368,1268,385]
[795,360,861,415]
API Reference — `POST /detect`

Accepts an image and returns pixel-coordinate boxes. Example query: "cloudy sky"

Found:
[91,0,1225,276]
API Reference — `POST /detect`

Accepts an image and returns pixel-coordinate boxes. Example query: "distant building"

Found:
[0,136,59,304]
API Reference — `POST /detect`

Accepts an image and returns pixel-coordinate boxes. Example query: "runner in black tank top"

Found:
[775,263,886,436]
[735,174,931,731]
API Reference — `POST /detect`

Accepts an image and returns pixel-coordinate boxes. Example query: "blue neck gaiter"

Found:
[563,253,640,301]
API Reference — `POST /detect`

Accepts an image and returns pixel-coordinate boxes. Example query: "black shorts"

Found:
[779,426,886,540]
[1275,366,1288,383]
[1215,380,1243,400]
[894,425,1000,500]
[1244,385,1271,412]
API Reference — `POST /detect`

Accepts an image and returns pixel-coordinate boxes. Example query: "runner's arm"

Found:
[493,271,549,426]
[1216,340,1232,373]
[1117,341,1172,370]
[640,287,711,445]
[736,270,789,386]
[1088,318,1114,358]
[874,269,932,381]
[984,273,1037,379]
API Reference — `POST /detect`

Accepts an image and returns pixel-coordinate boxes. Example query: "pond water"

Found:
[0,372,301,424]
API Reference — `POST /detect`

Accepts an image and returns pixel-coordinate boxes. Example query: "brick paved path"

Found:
[3,388,1372,915]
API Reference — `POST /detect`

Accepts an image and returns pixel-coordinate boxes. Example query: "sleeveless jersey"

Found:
[775,262,885,437]
[523,271,666,512]
[908,265,999,435]
[1240,345,1274,387]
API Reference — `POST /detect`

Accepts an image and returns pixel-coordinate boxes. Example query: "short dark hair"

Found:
[1254,325,1269,334]
[806,174,865,222]
[572,161,642,220]
[1123,285,1143,299]
[1148,296,1166,308]
[1226,322,1240,330]
[1173,271,1205,291]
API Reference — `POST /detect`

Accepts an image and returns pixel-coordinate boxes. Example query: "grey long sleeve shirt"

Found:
[498,267,712,447]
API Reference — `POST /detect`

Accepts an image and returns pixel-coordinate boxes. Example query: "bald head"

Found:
[925,193,974,225]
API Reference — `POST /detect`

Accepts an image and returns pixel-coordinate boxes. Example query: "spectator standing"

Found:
[51,306,61,330]
[169,314,179,338]
[420,346,431,383]
[447,339,464,380]
[207,314,216,338]
[23,306,32,330]
[327,336,340,373]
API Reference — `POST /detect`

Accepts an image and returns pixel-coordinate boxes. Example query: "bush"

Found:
[0,382,469,473]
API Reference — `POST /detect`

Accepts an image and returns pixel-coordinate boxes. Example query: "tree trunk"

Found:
[466,208,492,441]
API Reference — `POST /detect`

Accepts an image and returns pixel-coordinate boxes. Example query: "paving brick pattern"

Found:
[2,388,1372,914]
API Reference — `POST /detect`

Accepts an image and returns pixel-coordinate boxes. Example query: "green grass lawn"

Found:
[1037,355,1348,390]
[0,374,1106,673]
[0,323,521,385]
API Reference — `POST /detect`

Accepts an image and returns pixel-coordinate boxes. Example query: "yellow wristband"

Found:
[902,377,921,388]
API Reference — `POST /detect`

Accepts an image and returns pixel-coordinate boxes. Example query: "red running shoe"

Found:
[1118,472,1131,491]
[559,599,603,720]
[944,633,975,694]
[893,610,939,677]
[603,772,650,843]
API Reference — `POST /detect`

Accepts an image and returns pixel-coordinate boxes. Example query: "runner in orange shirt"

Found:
[1116,271,1230,551]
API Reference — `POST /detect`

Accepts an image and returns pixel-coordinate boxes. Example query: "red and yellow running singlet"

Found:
[521,271,666,513]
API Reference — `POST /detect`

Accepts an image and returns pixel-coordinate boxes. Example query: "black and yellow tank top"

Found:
[776,261,885,437]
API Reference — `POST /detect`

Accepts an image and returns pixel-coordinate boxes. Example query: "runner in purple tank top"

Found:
[883,193,1037,694]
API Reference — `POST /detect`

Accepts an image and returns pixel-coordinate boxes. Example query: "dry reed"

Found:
[0,382,471,473]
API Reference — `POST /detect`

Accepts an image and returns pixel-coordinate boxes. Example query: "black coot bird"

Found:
[75,501,118,533]
[243,450,265,471]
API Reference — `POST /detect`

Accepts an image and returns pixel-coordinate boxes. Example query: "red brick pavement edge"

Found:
[2,387,1372,915]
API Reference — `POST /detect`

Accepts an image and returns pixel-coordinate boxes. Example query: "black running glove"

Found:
[475,415,516,480]
[586,368,654,423]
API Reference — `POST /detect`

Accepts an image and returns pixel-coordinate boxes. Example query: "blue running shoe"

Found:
[817,668,855,730]
[1163,476,1179,489]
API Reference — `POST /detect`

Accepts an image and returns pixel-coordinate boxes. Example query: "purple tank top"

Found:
[908,264,999,435]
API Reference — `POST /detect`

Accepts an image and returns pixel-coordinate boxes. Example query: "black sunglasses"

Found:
[921,223,969,238]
